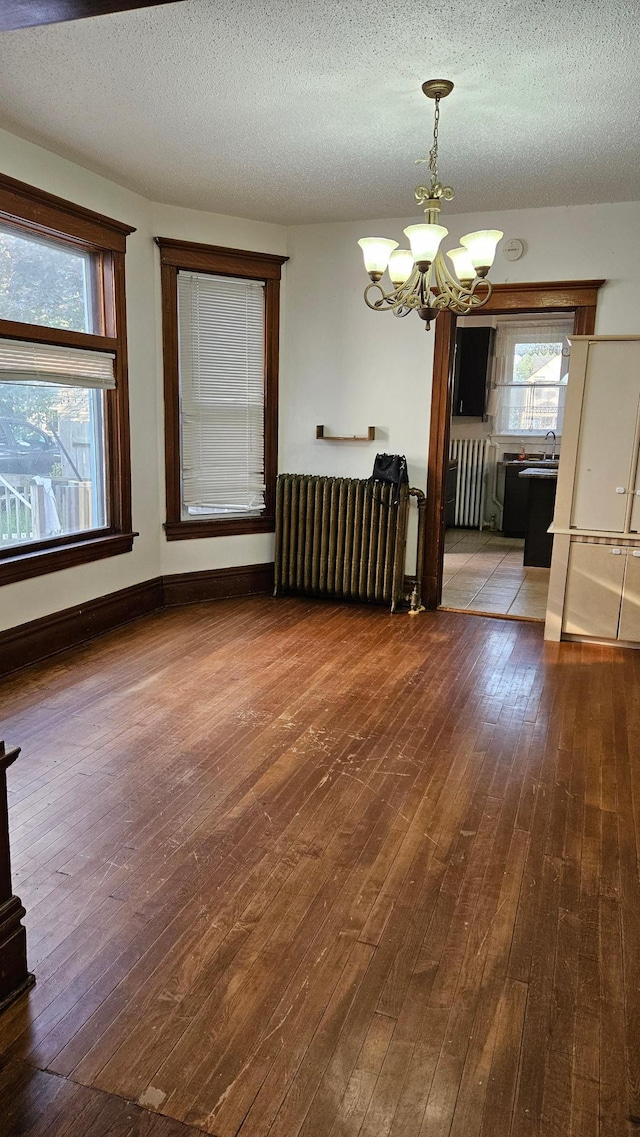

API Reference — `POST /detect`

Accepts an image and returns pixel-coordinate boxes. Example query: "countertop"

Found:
[503,459,559,468]
[517,467,559,479]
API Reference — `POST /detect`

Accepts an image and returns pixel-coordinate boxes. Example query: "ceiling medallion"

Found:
[358,80,503,330]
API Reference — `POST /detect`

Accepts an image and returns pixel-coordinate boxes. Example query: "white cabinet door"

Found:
[618,551,640,642]
[630,452,640,533]
[571,341,640,532]
[563,543,625,638]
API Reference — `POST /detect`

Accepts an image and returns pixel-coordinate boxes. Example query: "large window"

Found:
[178,271,266,519]
[488,318,573,435]
[157,238,287,540]
[0,223,94,332]
[0,173,135,585]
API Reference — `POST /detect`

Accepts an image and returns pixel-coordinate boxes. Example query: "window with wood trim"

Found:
[0,173,135,586]
[487,317,573,434]
[157,237,287,541]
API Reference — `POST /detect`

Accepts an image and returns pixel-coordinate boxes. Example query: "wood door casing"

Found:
[423,280,603,609]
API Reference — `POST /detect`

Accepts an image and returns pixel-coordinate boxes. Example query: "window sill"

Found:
[164,516,275,541]
[0,531,137,586]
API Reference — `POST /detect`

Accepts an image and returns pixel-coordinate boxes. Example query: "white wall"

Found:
[280,201,640,493]
[1,119,639,636]
[280,217,434,491]
[0,129,286,632]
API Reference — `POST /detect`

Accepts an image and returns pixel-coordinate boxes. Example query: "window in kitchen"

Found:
[488,318,573,435]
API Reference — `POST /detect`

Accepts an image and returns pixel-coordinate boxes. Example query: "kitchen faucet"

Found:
[545,430,557,460]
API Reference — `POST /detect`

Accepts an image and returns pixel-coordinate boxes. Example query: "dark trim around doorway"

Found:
[423,279,604,609]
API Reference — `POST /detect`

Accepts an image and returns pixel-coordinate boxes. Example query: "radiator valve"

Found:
[408,584,425,614]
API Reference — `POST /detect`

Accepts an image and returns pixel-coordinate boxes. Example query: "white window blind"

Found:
[178,271,266,516]
[0,338,115,389]
[487,319,572,434]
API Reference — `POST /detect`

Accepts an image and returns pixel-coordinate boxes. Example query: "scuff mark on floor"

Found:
[139,1085,167,1110]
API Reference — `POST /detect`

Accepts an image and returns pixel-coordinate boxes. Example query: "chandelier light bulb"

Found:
[388,249,415,287]
[403,224,448,270]
[446,246,477,286]
[357,81,502,328]
[459,230,504,276]
[357,237,398,281]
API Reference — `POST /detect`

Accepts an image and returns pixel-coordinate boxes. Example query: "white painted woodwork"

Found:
[548,337,640,646]
[544,530,570,642]
[618,552,640,642]
[631,462,640,534]
[552,338,589,535]
[571,341,640,532]
[562,543,625,639]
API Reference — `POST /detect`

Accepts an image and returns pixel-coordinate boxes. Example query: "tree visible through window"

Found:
[0,172,134,583]
[0,227,107,549]
[0,225,93,332]
[488,320,573,434]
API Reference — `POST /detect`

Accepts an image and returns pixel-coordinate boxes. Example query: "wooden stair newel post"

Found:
[0,741,34,1012]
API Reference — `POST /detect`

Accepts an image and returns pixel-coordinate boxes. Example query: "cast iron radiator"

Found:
[449,437,490,528]
[274,473,410,612]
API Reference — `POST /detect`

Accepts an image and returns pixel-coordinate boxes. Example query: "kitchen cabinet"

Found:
[618,550,640,641]
[631,458,640,534]
[547,336,640,645]
[563,544,640,642]
[520,471,557,567]
[571,340,640,532]
[502,459,558,539]
[502,464,529,537]
[562,543,626,638]
[452,327,494,418]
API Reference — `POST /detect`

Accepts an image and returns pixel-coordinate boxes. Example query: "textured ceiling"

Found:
[0,0,638,224]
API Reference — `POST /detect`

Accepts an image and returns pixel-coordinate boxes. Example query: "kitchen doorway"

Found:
[421,280,604,612]
[441,311,569,620]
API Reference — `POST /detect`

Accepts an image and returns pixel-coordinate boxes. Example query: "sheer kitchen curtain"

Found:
[487,318,573,435]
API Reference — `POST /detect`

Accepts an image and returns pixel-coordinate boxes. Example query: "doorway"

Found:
[442,311,572,619]
[422,280,603,612]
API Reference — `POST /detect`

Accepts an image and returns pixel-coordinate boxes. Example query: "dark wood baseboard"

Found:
[0,564,274,677]
[0,578,163,677]
[163,563,274,607]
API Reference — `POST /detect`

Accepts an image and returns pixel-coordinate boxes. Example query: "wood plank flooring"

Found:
[0,595,639,1136]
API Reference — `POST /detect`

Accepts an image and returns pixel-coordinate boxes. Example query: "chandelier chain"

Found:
[358,79,503,330]
[428,95,440,185]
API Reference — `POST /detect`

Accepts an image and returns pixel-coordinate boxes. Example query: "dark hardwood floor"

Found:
[0,595,638,1136]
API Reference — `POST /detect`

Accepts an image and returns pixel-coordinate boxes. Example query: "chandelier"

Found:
[358,80,503,330]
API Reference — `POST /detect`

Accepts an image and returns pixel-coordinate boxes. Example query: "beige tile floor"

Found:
[441,529,550,620]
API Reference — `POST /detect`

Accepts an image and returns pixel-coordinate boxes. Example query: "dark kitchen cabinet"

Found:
[452,327,495,418]
[502,464,530,537]
[522,475,557,567]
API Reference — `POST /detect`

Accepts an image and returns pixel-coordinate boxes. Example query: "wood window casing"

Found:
[157,237,288,541]
[423,279,604,609]
[0,172,136,586]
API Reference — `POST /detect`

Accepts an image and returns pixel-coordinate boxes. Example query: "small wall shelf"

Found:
[316,425,376,441]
